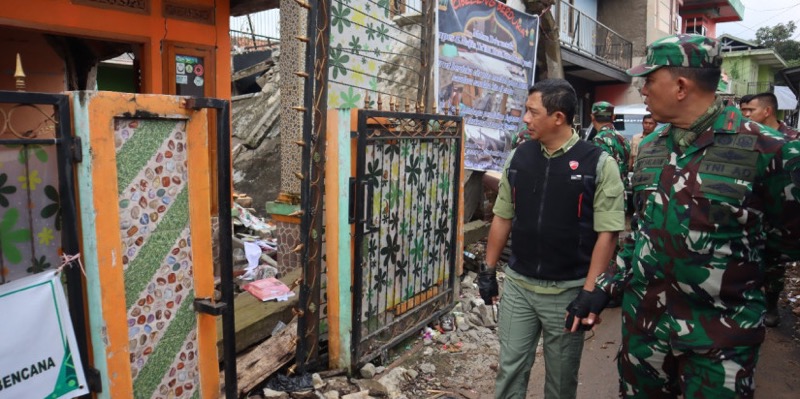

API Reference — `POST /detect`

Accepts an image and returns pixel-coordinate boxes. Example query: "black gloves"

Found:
[477,263,499,305]
[565,288,610,331]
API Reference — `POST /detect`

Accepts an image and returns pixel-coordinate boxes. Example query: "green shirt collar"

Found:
[541,130,580,158]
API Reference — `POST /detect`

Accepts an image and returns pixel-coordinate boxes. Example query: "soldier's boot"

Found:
[764,292,781,328]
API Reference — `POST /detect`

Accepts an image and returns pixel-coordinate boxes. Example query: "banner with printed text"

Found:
[0,271,88,399]
[437,0,539,171]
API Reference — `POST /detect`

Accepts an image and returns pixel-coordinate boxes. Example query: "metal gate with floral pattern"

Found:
[0,91,93,390]
[352,109,462,364]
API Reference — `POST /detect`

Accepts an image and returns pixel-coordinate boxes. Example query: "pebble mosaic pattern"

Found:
[275,220,301,276]
[279,0,306,195]
[151,331,200,399]
[115,118,198,398]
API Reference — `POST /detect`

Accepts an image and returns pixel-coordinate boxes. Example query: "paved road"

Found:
[523,306,800,398]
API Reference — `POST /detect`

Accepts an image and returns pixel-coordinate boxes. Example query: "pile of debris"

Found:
[228,192,279,287]
[781,262,800,341]
[245,269,507,399]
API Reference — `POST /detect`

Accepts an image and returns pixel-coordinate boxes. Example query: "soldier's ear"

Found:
[675,76,690,101]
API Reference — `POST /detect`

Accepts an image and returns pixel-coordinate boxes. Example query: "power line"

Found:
[743,5,800,12]
[728,3,800,38]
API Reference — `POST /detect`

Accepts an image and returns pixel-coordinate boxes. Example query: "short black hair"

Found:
[528,79,577,123]
[643,114,654,121]
[752,92,779,112]
[666,66,721,93]
[740,94,755,105]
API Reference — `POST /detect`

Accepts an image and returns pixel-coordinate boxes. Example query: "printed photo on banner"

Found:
[436,0,539,171]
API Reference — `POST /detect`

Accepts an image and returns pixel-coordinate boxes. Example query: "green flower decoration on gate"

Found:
[332,3,352,34]
[373,267,388,293]
[410,236,424,264]
[41,185,62,230]
[380,233,400,267]
[0,173,17,207]
[401,142,411,158]
[330,44,350,79]
[27,255,52,274]
[405,155,421,186]
[386,181,401,208]
[17,145,48,164]
[438,174,451,194]
[376,25,389,43]
[340,87,361,108]
[348,36,362,55]
[377,0,390,17]
[1,208,32,264]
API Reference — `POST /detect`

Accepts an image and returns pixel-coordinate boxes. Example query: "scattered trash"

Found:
[242,277,295,302]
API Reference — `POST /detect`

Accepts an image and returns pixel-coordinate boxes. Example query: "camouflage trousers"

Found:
[617,325,759,398]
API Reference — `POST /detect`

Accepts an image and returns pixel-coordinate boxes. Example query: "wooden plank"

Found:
[219,317,299,397]
[216,267,302,356]
[393,287,439,316]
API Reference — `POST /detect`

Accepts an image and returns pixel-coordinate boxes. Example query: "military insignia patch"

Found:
[569,161,579,170]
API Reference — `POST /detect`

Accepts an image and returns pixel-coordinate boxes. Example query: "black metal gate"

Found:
[0,91,93,391]
[352,109,462,364]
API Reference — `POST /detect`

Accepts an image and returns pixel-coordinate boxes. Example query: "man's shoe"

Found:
[765,292,781,327]
[764,308,780,327]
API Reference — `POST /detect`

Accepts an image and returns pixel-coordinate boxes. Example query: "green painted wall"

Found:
[97,64,137,93]
[723,55,759,96]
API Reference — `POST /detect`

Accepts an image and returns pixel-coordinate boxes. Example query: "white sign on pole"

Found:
[0,271,89,399]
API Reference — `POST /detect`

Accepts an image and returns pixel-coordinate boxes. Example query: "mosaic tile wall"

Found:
[275,220,301,277]
[279,0,307,196]
[114,118,200,399]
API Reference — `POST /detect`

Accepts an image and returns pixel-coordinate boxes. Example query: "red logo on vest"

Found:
[569,160,579,170]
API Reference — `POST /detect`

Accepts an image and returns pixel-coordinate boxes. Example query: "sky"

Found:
[716,0,800,41]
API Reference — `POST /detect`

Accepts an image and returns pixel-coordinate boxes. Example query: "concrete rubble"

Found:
[247,272,506,399]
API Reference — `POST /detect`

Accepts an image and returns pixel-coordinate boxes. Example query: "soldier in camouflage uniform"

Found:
[588,102,631,283]
[570,34,800,398]
[739,92,800,327]
[590,101,631,188]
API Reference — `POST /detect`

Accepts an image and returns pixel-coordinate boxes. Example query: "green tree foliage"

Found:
[755,21,800,64]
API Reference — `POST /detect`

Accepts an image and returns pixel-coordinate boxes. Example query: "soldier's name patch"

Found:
[714,134,757,150]
[636,157,668,169]
[638,145,669,159]
[704,147,758,167]
[699,161,756,182]
[632,171,657,188]
[699,180,747,200]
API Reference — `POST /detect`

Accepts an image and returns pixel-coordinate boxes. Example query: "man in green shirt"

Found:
[478,79,624,399]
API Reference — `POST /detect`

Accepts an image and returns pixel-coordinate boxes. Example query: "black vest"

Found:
[507,140,602,280]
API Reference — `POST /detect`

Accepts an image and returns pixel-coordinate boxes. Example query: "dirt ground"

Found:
[384,262,800,399]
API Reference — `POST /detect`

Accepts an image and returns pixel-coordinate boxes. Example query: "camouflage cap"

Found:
[591,101,614,117]
[627,34,722,77]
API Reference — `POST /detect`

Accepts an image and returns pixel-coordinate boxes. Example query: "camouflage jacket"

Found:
[597,106,800,349]
[592,125,631,185]
[778,121,800,140]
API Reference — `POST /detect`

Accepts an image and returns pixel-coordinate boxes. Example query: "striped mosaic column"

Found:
[73,92,217,399]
